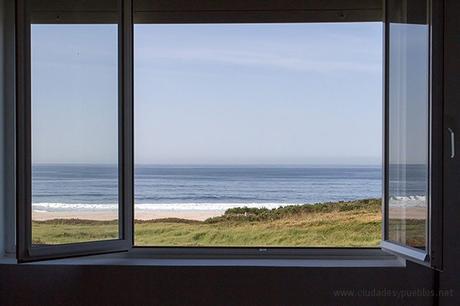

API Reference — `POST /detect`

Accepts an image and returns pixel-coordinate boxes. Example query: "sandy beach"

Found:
[32,209,225,221]
[388,207,427,220]
[32,206,426,222]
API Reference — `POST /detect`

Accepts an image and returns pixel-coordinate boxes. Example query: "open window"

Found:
[14,0,444,268]
[16,0,133,262]
[381,0,443,269]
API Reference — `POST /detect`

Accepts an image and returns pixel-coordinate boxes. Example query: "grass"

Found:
[32,199,385,247]
[32,219,119,245]
[135,199,383,247]
[388,219,426,248]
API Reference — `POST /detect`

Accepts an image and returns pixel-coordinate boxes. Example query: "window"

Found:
[16,0,132,261]
[31,24,120,245]
[381,0,443,269]
[386,0,429,250]
[14,0,443,269]
[133,23,383,247]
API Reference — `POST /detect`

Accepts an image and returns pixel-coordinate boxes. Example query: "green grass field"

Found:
[33,199,384,247]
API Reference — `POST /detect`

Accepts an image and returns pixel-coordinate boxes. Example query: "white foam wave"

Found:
[32,202,302,212]
[135,203,298,211]
[33,203,118,212]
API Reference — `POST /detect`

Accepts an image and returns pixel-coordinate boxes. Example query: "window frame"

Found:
[380,0,444,270]
[130,11,385,251]
[12,0,444,267]
[15,0,134,262]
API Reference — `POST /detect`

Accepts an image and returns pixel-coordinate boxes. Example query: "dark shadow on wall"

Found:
[439,0,460,305]
[0,262,434,306]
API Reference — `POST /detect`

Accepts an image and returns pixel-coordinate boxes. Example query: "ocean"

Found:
[32,164,382,212]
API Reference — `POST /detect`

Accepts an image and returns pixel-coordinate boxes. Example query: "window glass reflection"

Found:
[387,0,429,249]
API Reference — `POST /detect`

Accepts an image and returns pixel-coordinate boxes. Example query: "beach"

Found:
[32,209,225,221]
[32,202,426,222]
[32,199,386,247]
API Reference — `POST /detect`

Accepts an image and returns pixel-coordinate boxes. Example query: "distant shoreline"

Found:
[31,199,425,247]
[32,209,225,221]
[32,198,426,222]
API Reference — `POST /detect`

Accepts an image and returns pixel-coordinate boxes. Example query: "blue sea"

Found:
[32,164,382,212]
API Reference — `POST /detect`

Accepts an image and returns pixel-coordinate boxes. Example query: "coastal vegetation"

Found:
[33,199,383,246]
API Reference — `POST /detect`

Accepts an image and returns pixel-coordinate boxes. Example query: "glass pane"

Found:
[134,23,383,247]
[31,24,119,245]
[387,0,429,249]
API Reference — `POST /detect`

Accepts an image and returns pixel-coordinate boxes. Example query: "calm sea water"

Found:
[32,164,382,212]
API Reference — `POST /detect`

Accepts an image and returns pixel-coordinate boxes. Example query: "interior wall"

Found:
[3,0,15,256]
[0,262,435,306]
[0,0,15,257]
[0,0,5,257]
[439,0,460,304]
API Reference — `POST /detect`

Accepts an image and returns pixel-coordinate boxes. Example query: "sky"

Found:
[32,22,384,165]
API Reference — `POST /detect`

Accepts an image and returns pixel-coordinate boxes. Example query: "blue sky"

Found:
[32,22,383,165]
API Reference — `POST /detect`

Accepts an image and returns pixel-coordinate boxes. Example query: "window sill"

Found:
[1,248,406,268]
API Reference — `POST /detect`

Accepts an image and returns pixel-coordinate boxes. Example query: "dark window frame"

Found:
[130,5,386,254]
[380,0,444,270]
[15,0,134,263]
[13,0,443,268]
